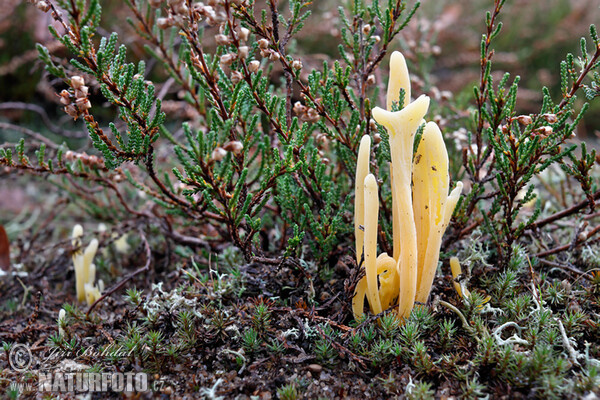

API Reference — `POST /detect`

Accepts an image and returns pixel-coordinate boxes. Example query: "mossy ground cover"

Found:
[0,223,599,398]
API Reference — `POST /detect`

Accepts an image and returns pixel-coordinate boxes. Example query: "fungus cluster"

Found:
[71,225,103,306]
[353,51,462,320]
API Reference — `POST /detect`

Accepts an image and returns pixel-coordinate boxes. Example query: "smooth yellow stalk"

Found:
[58,308,66,337]
[88,263,96,287]
[413,122,448,301]
[415,181,462,303]
[413,124,463,303]
[363,173,382,315]
[412,134,432,285]
[352,278,368,319]
[82,239,98,284]
[355,135,371,265]
[387,51,411,261]
[74,256,85,302]
[386,51,411,110]
[72,225,86,302]
[372,96,430,318]
[390,164,400,261]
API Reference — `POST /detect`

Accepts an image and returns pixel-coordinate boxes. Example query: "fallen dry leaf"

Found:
[0,225,10,270]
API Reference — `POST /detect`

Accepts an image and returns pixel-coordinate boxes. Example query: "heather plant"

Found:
[9,0,423,267]
[1,0,600,398]
[3,0,597,270]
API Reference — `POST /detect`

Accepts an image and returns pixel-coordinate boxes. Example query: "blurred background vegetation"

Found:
[2,1,599,134]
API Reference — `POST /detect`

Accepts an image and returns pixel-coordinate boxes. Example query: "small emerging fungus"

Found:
[72,225,102,305]
[450,257,470,299]
[58,308,66,337]
[113,233,130,254]
[352,51,462,320]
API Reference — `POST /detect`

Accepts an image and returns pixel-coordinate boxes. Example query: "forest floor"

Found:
[0,186,599,400]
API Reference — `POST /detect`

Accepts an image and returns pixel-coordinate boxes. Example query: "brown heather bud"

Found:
[174,4,188,14]
[215,34,231,46]
[230,71,243,84]
[248,60,260,73]
[80,153,91,166]
[440,90,452,100]
[223,140,243,154]
[516,115,532,125]
[36,1,51,11]
[202,8,220,26]
[305,108,319,122]
[58,90,71,105]
[148,0,162,7]
[369,119,377,131]
[64,150,75,161]
[220,53,236,66]
[257,38,269,49]
[372,35,381,43]
[269,52,280,61]
[291,60,303,70]
[373,133,381,144]
[293,101,306,115]
[64,104,79,119]
[87,155,104,168]
[366,74,376,85]
[168,0,186,11]
[71,76,85,90]
[543,113,558,123]
[239,27,250,41]
[238,46,249,60]
[75,86,89,99]
[537,126,553,136]
[211,147,227,161]
[76,98,92,111]
[157,17,172,29]
[362,24,371,35]
[259,49,270,58]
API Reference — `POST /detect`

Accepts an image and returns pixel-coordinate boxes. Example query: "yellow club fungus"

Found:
[71,224,103,305]
[352,51,462,320]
